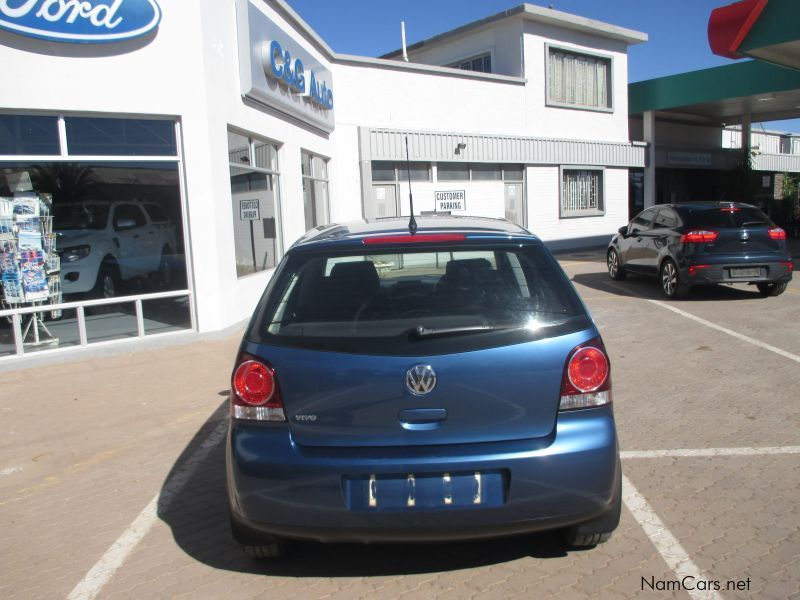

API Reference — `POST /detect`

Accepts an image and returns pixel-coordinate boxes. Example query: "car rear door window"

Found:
[629,208,657,234]
[653,208,678,230]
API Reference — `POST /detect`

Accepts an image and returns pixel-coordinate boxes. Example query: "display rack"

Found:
[0,194,61,346]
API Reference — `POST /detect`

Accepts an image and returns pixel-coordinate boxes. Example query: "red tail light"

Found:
[680,230,718,244]
[231,354,285,421]
[559,338,611,411]
[363,233,467,245]
[688,264,711,277]
[768,227,786,241]
[782,260,794,273]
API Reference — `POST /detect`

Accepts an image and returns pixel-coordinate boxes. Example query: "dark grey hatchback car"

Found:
[607,202,793,298]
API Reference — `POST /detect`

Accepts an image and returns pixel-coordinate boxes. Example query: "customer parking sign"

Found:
[435,190,466,212]
[240,199,260,221]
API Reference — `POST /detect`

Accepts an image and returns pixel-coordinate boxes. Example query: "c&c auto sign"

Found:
[0,0,161,44]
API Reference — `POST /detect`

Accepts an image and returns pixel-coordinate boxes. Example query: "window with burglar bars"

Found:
[561,169,603,217]
[547,47,611,110]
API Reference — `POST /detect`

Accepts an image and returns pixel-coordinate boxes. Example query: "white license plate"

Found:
[730,267,761,278]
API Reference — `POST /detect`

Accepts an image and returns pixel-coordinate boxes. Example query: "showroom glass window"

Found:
[371,161,430,182]
[547,46,612,111]
[0,113,192,358]
[301,151,329,231]
[228,131,282,277]
[368,162,431,219]
[561,168,604,218]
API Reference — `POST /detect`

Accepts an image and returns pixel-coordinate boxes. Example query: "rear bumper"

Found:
[683,257,792,285]
[227,407,620,543]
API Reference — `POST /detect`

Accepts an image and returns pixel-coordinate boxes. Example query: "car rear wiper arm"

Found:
[411,324,519,338]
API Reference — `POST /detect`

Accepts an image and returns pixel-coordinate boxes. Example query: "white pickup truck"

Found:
[55,201,178,298]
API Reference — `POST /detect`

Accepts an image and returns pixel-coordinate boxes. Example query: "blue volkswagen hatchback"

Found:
[227,217,620,557]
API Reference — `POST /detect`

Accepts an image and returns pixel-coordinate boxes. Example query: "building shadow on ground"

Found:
[551,248,607,264]
[571,271,768,302]
[158,402,582,577]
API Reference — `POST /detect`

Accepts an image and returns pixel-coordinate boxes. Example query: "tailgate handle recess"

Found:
[398,408,447,430]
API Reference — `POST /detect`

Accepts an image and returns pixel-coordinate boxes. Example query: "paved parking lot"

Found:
[1,250,798,599]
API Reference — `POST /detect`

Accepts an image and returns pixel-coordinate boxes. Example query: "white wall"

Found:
[332,64,527,134]
[404,19,524,77]
[522,22,630,142]
[526,166,628,244]
[723,127,800,155]
[194,0,338,330]
[394,179,506,219]
[0,1,339,332]
[0,0,639,338]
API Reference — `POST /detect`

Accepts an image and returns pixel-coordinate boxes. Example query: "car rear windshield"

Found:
[250,244,590,355]
[683,206,773,229]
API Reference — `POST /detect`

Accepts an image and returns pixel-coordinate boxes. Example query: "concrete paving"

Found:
[1,253,798,599]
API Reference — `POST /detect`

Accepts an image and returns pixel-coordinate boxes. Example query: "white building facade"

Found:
[0,0,646,361]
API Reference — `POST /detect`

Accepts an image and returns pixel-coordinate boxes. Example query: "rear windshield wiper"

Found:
[411,324,521,338]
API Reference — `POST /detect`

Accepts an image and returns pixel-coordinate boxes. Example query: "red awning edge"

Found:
[708,0,769,59]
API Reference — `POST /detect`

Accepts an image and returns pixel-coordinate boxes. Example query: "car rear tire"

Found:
[607,248,626,281]
[660,260,688,299]
[230,513,289,559]
[242,540,288,559]
[564,472,621,548]
[756,281,788,297]
[566,531,613,548]
[157,247,173,289]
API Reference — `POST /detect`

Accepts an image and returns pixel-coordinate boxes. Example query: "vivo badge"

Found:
[0,0,162,44]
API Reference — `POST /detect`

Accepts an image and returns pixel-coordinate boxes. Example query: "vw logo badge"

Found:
[405,365,437,395]
[740,231,750,241]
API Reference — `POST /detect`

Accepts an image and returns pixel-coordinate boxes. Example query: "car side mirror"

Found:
[115,218,137,231]
[618,226,628,237]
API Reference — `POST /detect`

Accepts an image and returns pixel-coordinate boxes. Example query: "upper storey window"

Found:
[547,46,612,112]
[449,53,492,73]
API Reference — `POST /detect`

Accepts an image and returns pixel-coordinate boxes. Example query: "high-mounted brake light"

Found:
[363,233,467,245]
[559,338,611,411]
[231,355,286,421]
[721,207,740,213]
[768,227,786,241]
[680,230,718,244]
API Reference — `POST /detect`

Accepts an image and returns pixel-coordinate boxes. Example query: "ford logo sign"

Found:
[0,0,161,44]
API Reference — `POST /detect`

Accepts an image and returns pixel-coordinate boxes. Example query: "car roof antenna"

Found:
[404,136,418,235]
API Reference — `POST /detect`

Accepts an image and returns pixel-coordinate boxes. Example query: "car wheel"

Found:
[756,281,788,297]
[93,263,120,299]
[242,540,288,559]
[564,471,621,548]
[157,249,173,289]
[659,259,688,299]
[565,531,613,548]
[229,513,289,559]
[607,248,626,281]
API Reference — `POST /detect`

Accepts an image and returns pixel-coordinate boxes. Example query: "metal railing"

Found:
[0,289,193,358]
